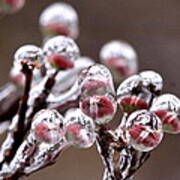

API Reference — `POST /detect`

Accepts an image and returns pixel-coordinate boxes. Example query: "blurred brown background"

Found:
[0,0,180,179]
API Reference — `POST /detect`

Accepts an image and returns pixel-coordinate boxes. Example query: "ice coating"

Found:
[139,70,163,94]
[39,2,79,39]
[13,45,44,68]
[0,0,25,14]
[31,109,65,144]
[78,64,115,97]
[100,40,138,82]
[150,94,180,134]
[65,108,96,148]
[43,36,80,70]
[125,110,163,152]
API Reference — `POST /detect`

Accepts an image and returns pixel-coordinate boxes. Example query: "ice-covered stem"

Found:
[0,62,34,166]
[25,70,58,130]
[96,125,126,180]
[0,109,68,179]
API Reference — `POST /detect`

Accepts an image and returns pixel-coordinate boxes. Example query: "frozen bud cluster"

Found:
[43,35,80,70]
[31,109,65,144]
[100,40,138,83]
[0,0,25,14]
[39,2,79,40]
[79,64,117,124]
[117,71,163,113]
[65,108,96,148]
[151,94,180,134]
[124,110,163,152]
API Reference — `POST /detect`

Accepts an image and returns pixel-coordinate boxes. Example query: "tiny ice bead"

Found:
[100,40,138,82]
[43,36,80,70]
[13,45,44,68]
[125,110,163,152]
[150,94,180,134]
[65,108,96,148]
[31,109,65,144]
[39,2,79,39]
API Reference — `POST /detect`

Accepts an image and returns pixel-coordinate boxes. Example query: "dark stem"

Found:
[25,70,58,131]
[5,63,33,164]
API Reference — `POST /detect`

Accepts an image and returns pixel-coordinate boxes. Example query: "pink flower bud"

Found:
[0,0,25,14]
[43,36,80,70]
[65,108,96,148]
[80,95,117,124]
[31,109,65,144]
[100,40,138,83]
[78,64,115,97]
[125,110,163,152]
[39,2,79,39]
[150,94,180,134]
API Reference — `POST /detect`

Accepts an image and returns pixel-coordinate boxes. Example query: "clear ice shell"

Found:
[125,110,163,152]
[100,40,138,82]
[43,35,80,70]
[64,108,96,148]
[139,70,163,93]
[31,109,65,144]
[150,94,180,134]
[39,2,79,39]
[78,64,115,97]
[13,45,44,68]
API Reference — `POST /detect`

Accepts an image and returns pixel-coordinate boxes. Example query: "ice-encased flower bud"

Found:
[43,36,80,70]
[117,75,152,113]
[100,40,138,83]
[31,109,65,144]
[65,108,96,148]
[0,0,25,14]
[13,45,44,68]
[150,94,180,134]
[80,95,117,124]
[125,110,163,152]
[139,70,163,95]
[78,64,115,98]
[39,2,79,39]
